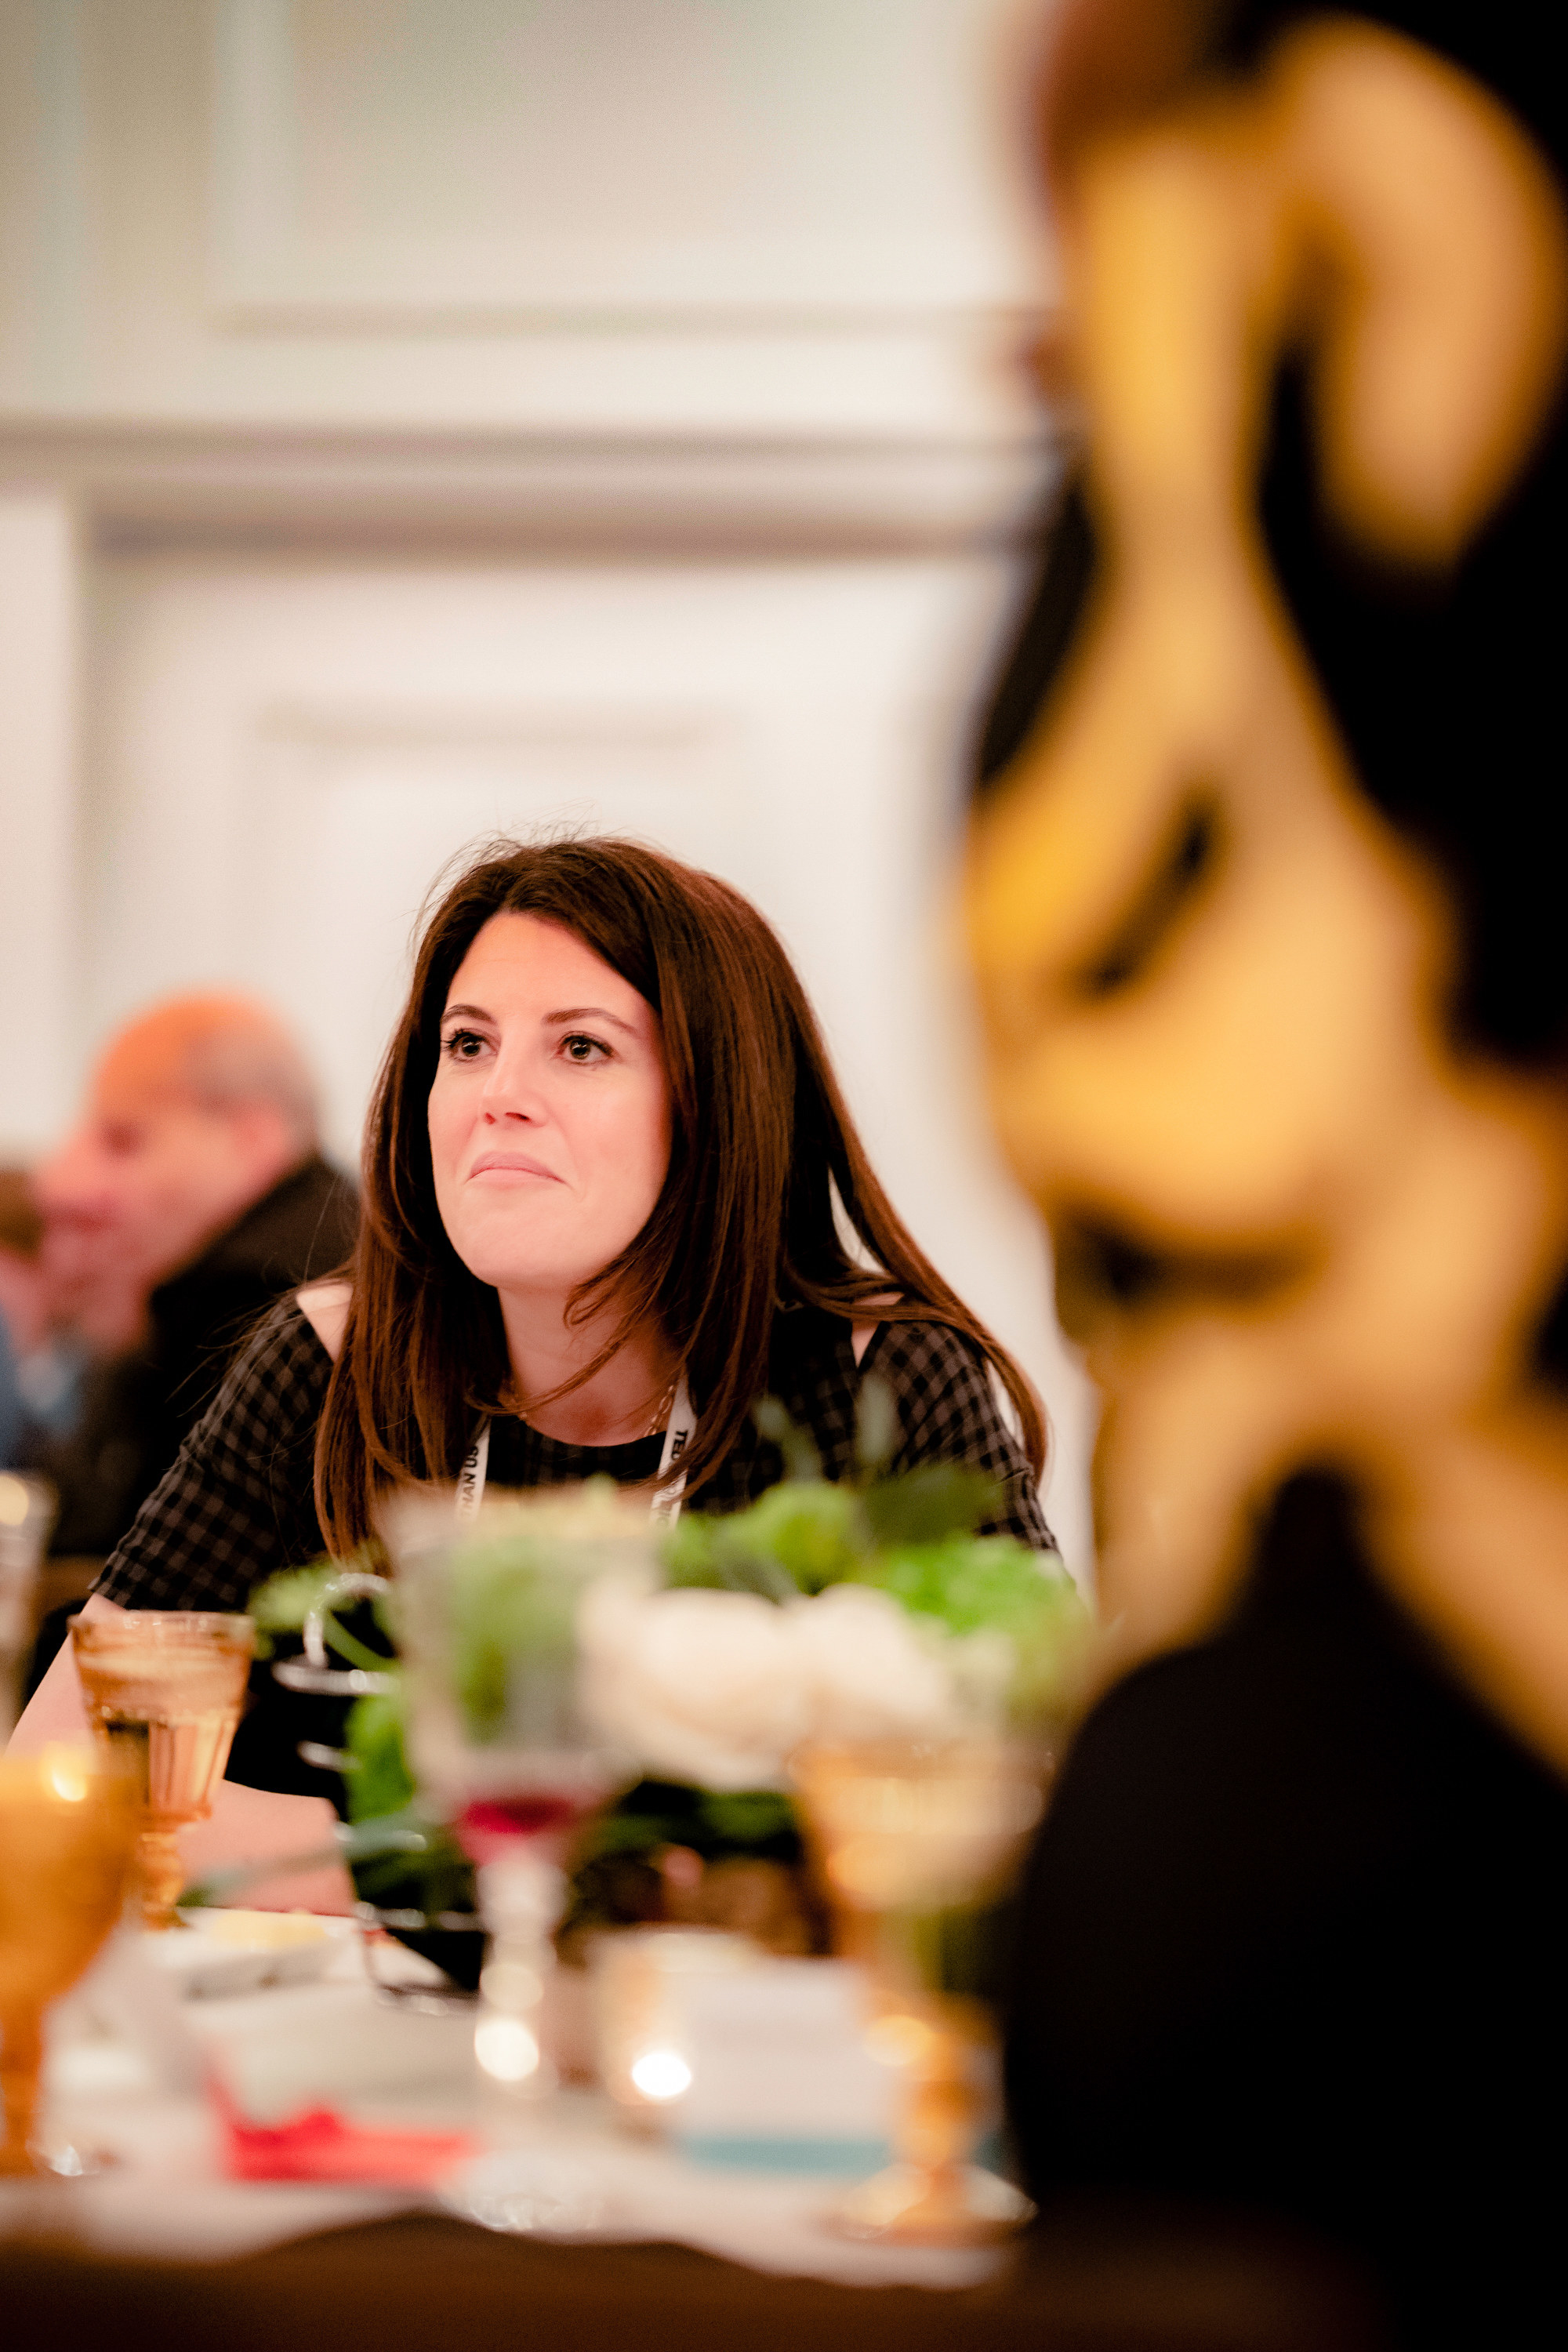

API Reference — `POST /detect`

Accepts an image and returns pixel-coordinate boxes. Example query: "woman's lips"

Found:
[467,1152,562,1182]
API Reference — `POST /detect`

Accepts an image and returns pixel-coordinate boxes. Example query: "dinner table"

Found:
[0,1912,1388,2351]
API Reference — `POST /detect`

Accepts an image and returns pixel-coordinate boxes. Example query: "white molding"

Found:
[246,697,729,755]
[0,416,1066,555]
[209,0,1049,333]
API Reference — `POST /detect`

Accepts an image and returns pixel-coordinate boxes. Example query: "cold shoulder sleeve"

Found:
[93,1298,333,1613]
[862,1319,1055,1552]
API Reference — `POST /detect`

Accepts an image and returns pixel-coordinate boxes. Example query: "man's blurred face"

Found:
[36,1034,270,1325]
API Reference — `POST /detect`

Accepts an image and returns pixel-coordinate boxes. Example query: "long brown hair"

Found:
[316,837,1045,1552]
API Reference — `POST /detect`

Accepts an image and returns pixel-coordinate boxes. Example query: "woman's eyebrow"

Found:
[544,1004,637,1034]
[440,1002,491,1024]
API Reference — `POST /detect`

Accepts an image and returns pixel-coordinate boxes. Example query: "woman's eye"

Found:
[442,1028,486,1060]
[561,1033,609,1065]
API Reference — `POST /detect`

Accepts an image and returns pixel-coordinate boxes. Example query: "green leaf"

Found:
[343,1683,416,1824]
[722,1481,866,1592]
[659,1510,724,1585]
[446,1539,585,1740]
[249,1563,341,1635]
[698,1789,798,1848]
[853,1374,899,1475]
[568,1778,804,1870]
[863,1534,1076,1632]
[862,1462,1001,1546]
[856,1537,1093,1721]
[662,1479,866,1598]
[751,1396,822,1483]
[247,1553,397,1671]
[587,1810,688,1857]
[348,1817,475,1918]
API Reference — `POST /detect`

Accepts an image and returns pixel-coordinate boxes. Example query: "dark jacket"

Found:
[42,1154,358,1559]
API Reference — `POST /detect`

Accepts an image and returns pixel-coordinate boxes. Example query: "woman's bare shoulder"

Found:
[296,1279,352,1363]
[851,1291,903,1368]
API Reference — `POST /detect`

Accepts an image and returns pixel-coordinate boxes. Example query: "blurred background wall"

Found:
[0,0,1094,1574]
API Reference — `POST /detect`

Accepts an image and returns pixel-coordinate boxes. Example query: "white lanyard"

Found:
[455,1375,695,1530]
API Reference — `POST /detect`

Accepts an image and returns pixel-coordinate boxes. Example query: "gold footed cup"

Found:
[0,1745,139,2176]
[135,1826,191,1936]
[833,1992,1034,2245]
[70,1612,256,1932]
[793,1737,1049,2249]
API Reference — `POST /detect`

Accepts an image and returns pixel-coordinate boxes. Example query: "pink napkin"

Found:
[211,2076,476,2185]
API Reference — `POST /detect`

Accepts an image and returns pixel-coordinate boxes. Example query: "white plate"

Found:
[142,1911,357,1998]
[440,2147,616,2238]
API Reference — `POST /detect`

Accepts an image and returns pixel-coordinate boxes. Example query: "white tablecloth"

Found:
[2,1926,1007,2292]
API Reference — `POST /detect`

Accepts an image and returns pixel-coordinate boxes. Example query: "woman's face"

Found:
[428,913,672,1306]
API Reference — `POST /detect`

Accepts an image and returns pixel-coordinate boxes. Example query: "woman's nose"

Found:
[479,1047,547,1121]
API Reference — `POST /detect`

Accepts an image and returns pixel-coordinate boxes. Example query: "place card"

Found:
[665,1958,895,2174]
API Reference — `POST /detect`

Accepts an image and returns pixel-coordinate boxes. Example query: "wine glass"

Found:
[792,1735,1048,2246]
[384,1486,653,2097]
[71,1612,256,1930]
[0,1744,139,2175]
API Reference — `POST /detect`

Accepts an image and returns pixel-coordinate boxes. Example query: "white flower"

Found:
[789,1584,963,1744]
[578,1580,812,1791]
[943,1626,1018,1726]
[577,1577,1019,1791]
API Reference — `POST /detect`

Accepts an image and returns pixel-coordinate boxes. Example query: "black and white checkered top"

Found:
[95,1295,1054,1614]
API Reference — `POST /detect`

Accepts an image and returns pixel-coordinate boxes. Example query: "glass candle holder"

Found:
[591,1927,757,2126]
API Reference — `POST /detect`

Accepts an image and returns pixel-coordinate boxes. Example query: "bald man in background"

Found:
[29,996,358,1563]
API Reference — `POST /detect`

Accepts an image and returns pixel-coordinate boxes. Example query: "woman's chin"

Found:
[442,1213,575,1293]
[445,1213,653,1307]
[454,1250,612,1303]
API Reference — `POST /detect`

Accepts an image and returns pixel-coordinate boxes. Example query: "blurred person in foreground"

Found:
[970,0,1568,2339]
[30,996,358,1561]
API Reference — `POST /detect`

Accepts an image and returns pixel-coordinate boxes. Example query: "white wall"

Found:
[85,551,1005,1172]
[0,0,1096,1571]
[1,0,1056,436]
[0,495,81,1143]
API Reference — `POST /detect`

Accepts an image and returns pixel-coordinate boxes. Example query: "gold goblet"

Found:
[793,1736,1048,2246]
[0,1744,139,2175]
[71,1612,256,1930]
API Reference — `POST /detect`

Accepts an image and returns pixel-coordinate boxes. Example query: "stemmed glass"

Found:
[793,1735,1048,2246]
[71,1612,256,1930]
[0,1745,139,2174]
[385,1486,652,2097]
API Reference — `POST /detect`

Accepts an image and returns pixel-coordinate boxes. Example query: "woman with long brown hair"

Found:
[14,838,1051,1825]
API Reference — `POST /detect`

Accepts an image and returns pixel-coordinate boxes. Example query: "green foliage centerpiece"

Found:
[239,1381,1091,1968]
